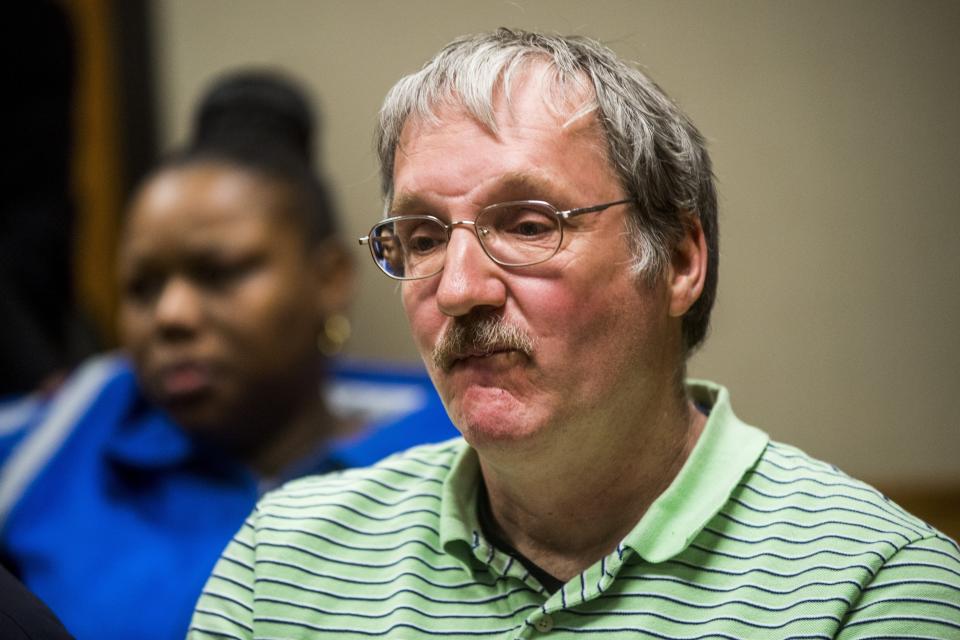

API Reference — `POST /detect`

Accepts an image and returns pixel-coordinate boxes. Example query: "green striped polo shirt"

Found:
[190,381,960,639]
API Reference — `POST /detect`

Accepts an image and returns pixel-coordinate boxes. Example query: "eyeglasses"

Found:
[359,198,632,280]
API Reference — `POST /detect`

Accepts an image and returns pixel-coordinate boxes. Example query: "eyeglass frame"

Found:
[358,198,634,281]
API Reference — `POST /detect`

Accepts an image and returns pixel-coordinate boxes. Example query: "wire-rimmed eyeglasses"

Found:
[358,198,632,280]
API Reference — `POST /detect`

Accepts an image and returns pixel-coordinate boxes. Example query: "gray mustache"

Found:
[432,315,535,371]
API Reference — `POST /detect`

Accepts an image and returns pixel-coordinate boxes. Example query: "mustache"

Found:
[432,314,535,372]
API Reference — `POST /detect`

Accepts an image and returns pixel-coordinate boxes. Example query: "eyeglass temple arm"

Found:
[557,198,634,220]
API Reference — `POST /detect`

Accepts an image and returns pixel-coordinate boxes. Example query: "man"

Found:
[190,29,960,638]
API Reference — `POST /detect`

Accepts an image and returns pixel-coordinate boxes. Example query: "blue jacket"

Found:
[0,355,455,640]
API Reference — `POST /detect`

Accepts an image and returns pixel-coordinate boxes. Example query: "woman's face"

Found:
[118,163,343,441]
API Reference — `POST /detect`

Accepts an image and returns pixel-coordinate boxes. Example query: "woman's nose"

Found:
[153,277,204,337]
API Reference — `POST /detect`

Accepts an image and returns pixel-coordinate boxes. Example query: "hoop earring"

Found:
[317,314,352,357]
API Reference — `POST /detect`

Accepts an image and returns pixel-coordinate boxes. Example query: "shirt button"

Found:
[534,615,554,632]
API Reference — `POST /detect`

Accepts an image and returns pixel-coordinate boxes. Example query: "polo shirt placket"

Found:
[442,382,769,639]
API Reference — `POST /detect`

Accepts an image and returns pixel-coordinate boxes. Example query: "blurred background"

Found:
[6,0,957,535]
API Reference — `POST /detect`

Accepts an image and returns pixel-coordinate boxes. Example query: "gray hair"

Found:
[376,28,718,354]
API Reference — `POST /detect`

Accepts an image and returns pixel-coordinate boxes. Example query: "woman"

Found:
[0,70,450,640]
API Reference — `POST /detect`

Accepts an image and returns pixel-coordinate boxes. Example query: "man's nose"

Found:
[154,277,203,337]
[435,226,507,317]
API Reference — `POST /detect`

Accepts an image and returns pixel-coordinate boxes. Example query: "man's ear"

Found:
[667,213,707,318]
[311,240,355,318]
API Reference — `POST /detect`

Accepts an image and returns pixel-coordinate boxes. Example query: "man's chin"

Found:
[457,422,551,461]
[449,391,547,452]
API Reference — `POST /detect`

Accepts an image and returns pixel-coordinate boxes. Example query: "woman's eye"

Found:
[195,264,229,285]
[193,258,259,288]
[124,274,162,302]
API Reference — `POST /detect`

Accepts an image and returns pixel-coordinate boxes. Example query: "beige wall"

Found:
[151,0,960,485]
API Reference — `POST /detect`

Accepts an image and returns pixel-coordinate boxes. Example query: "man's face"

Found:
[393,71,685,458]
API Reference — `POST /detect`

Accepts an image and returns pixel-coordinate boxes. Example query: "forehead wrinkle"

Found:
[392,171,567,218]
[484,172,570,202]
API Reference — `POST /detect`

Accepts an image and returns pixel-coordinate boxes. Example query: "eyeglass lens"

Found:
[370,203,563,279]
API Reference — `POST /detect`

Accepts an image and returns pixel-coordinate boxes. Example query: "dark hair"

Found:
[166,69,339,245]
[377,28,717,354]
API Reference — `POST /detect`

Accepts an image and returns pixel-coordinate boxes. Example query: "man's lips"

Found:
[446,349,523,371]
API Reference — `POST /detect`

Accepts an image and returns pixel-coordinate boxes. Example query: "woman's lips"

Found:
[156,361,213,399]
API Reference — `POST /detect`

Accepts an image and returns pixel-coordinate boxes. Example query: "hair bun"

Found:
[191,69,316,167]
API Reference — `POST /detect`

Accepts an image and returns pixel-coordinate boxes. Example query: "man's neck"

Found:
[478,398,706,583]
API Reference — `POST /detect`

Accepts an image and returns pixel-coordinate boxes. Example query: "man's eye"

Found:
[501,211,555,238]
[485,205,557,240]
[407,234,442,254]
[509,220,553,237]
[398,220,446,256]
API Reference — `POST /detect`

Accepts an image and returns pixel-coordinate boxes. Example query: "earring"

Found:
[318,314,352,357]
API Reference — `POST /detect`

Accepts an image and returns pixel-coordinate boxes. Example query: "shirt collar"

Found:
[104,382,341,493]
[439,442,482,554]
[97,359,242,473]
[437,380,768,565]
[104,398,203,470]
[622,380,768,562]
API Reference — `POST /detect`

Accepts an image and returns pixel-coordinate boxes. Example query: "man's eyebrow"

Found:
[389,193,431,215]
[390,172,559,215]
[494,172,557,197]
